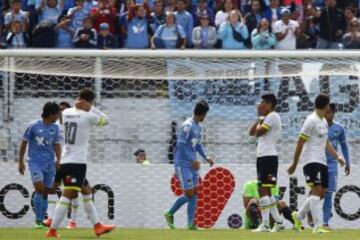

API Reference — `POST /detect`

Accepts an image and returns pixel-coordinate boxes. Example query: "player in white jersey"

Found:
[249,93,284,232]
[46,89,115,238]
[45,101,81,230]
[288,94,345,234]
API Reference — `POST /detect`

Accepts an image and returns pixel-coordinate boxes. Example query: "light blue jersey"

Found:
[154,24,186,49]
[323,121,350,225]
[23,119,62,164]
[68,7,89,30]
[326,121,350,173]
[174,117,207,167]
[125,17,149,48]
[23,119,62,187]
[175,10,194,46]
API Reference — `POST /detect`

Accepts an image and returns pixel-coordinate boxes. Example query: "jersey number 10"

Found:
[64,122,77,144]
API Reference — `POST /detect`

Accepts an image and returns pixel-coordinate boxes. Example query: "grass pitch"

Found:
[0,228,359,240]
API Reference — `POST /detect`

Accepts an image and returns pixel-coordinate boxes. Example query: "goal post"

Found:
[0,50,359,229]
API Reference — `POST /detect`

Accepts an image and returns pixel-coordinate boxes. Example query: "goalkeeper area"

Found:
[0,229,359,240]
[0,50,359,238]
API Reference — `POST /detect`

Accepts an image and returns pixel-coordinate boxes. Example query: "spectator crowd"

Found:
[0,0,359,49]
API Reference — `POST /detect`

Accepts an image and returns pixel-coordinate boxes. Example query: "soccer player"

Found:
[323,103,350,228]
[46,89,115,238]
[18,102,62,229]
[243,180,295,230]
[288,93,345,234]
[249,93,284,232]
[164,100,214,230]
[45,101,80,229]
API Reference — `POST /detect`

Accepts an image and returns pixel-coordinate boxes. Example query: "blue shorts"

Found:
[28,161,56,188]
[328,170,337,192]
[175,166,199,190]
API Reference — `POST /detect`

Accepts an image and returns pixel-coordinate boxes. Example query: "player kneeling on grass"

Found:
[164,100,214,230]
[288,93,345,234]
[46,89,115,238]
[18,102,62,229]
[243,180,295,230]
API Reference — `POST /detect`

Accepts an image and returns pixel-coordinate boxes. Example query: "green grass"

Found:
[0,228,359,240]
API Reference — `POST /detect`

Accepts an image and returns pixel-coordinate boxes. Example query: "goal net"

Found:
[0,50,359,229]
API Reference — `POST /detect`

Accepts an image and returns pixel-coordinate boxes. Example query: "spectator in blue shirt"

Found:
[150,0,165,33]
[263,0,282,26]
[83,0,97,13]
[192,13,217,48]
[36,0,64,25]
[251,18,276,49]
[67,0,89,30]
[125,1,151,48]
[55,15,74,48]
[4,0,29,31]
[175,0,194,47]
[6,20,28,48]
[218,9,249,49]
[191,0,214,26]
[151,11,186,49]
[97,22,118,49]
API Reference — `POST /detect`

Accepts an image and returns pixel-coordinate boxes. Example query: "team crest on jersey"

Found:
[187,179,193,187]
[183,126,190,133]
[334,130,339,137]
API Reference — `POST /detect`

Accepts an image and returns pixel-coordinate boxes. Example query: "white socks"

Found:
[50,196,70,229]
[70,198,80,222]
[259,196,270,226]
[309,195,322,228]
[297,197,311,220]
[269,196,283,224]
[47,194,58,220]
[83,194,100,226]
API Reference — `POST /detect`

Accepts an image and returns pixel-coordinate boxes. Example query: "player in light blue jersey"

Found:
[18,102,62,229]
[164,100,214,230]
[323,103,350,228]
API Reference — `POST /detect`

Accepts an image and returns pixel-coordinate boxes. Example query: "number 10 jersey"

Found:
[61,106,109,164]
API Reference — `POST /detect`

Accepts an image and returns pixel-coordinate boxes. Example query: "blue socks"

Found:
[42,195,48,220]
[187,195,197,226]
[169,195,190,215]
[33,192,44,223]
[169,194,198,226]
[323,191,333,225]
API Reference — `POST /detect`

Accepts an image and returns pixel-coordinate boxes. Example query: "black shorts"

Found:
[256,156,278,187]
[56,163,89,191]
[303,162,328,188]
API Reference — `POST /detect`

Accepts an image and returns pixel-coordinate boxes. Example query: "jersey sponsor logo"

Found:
[35,136,45,146]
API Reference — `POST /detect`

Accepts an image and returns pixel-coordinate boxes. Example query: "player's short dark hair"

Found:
[79,88,96,103]
[59,101,71,109]
[329,103,337,113]
[134,149,145,156]
[261,93,277,108]
[315,93,330,109]
[42,102,60,118]
[194,100,209,116]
